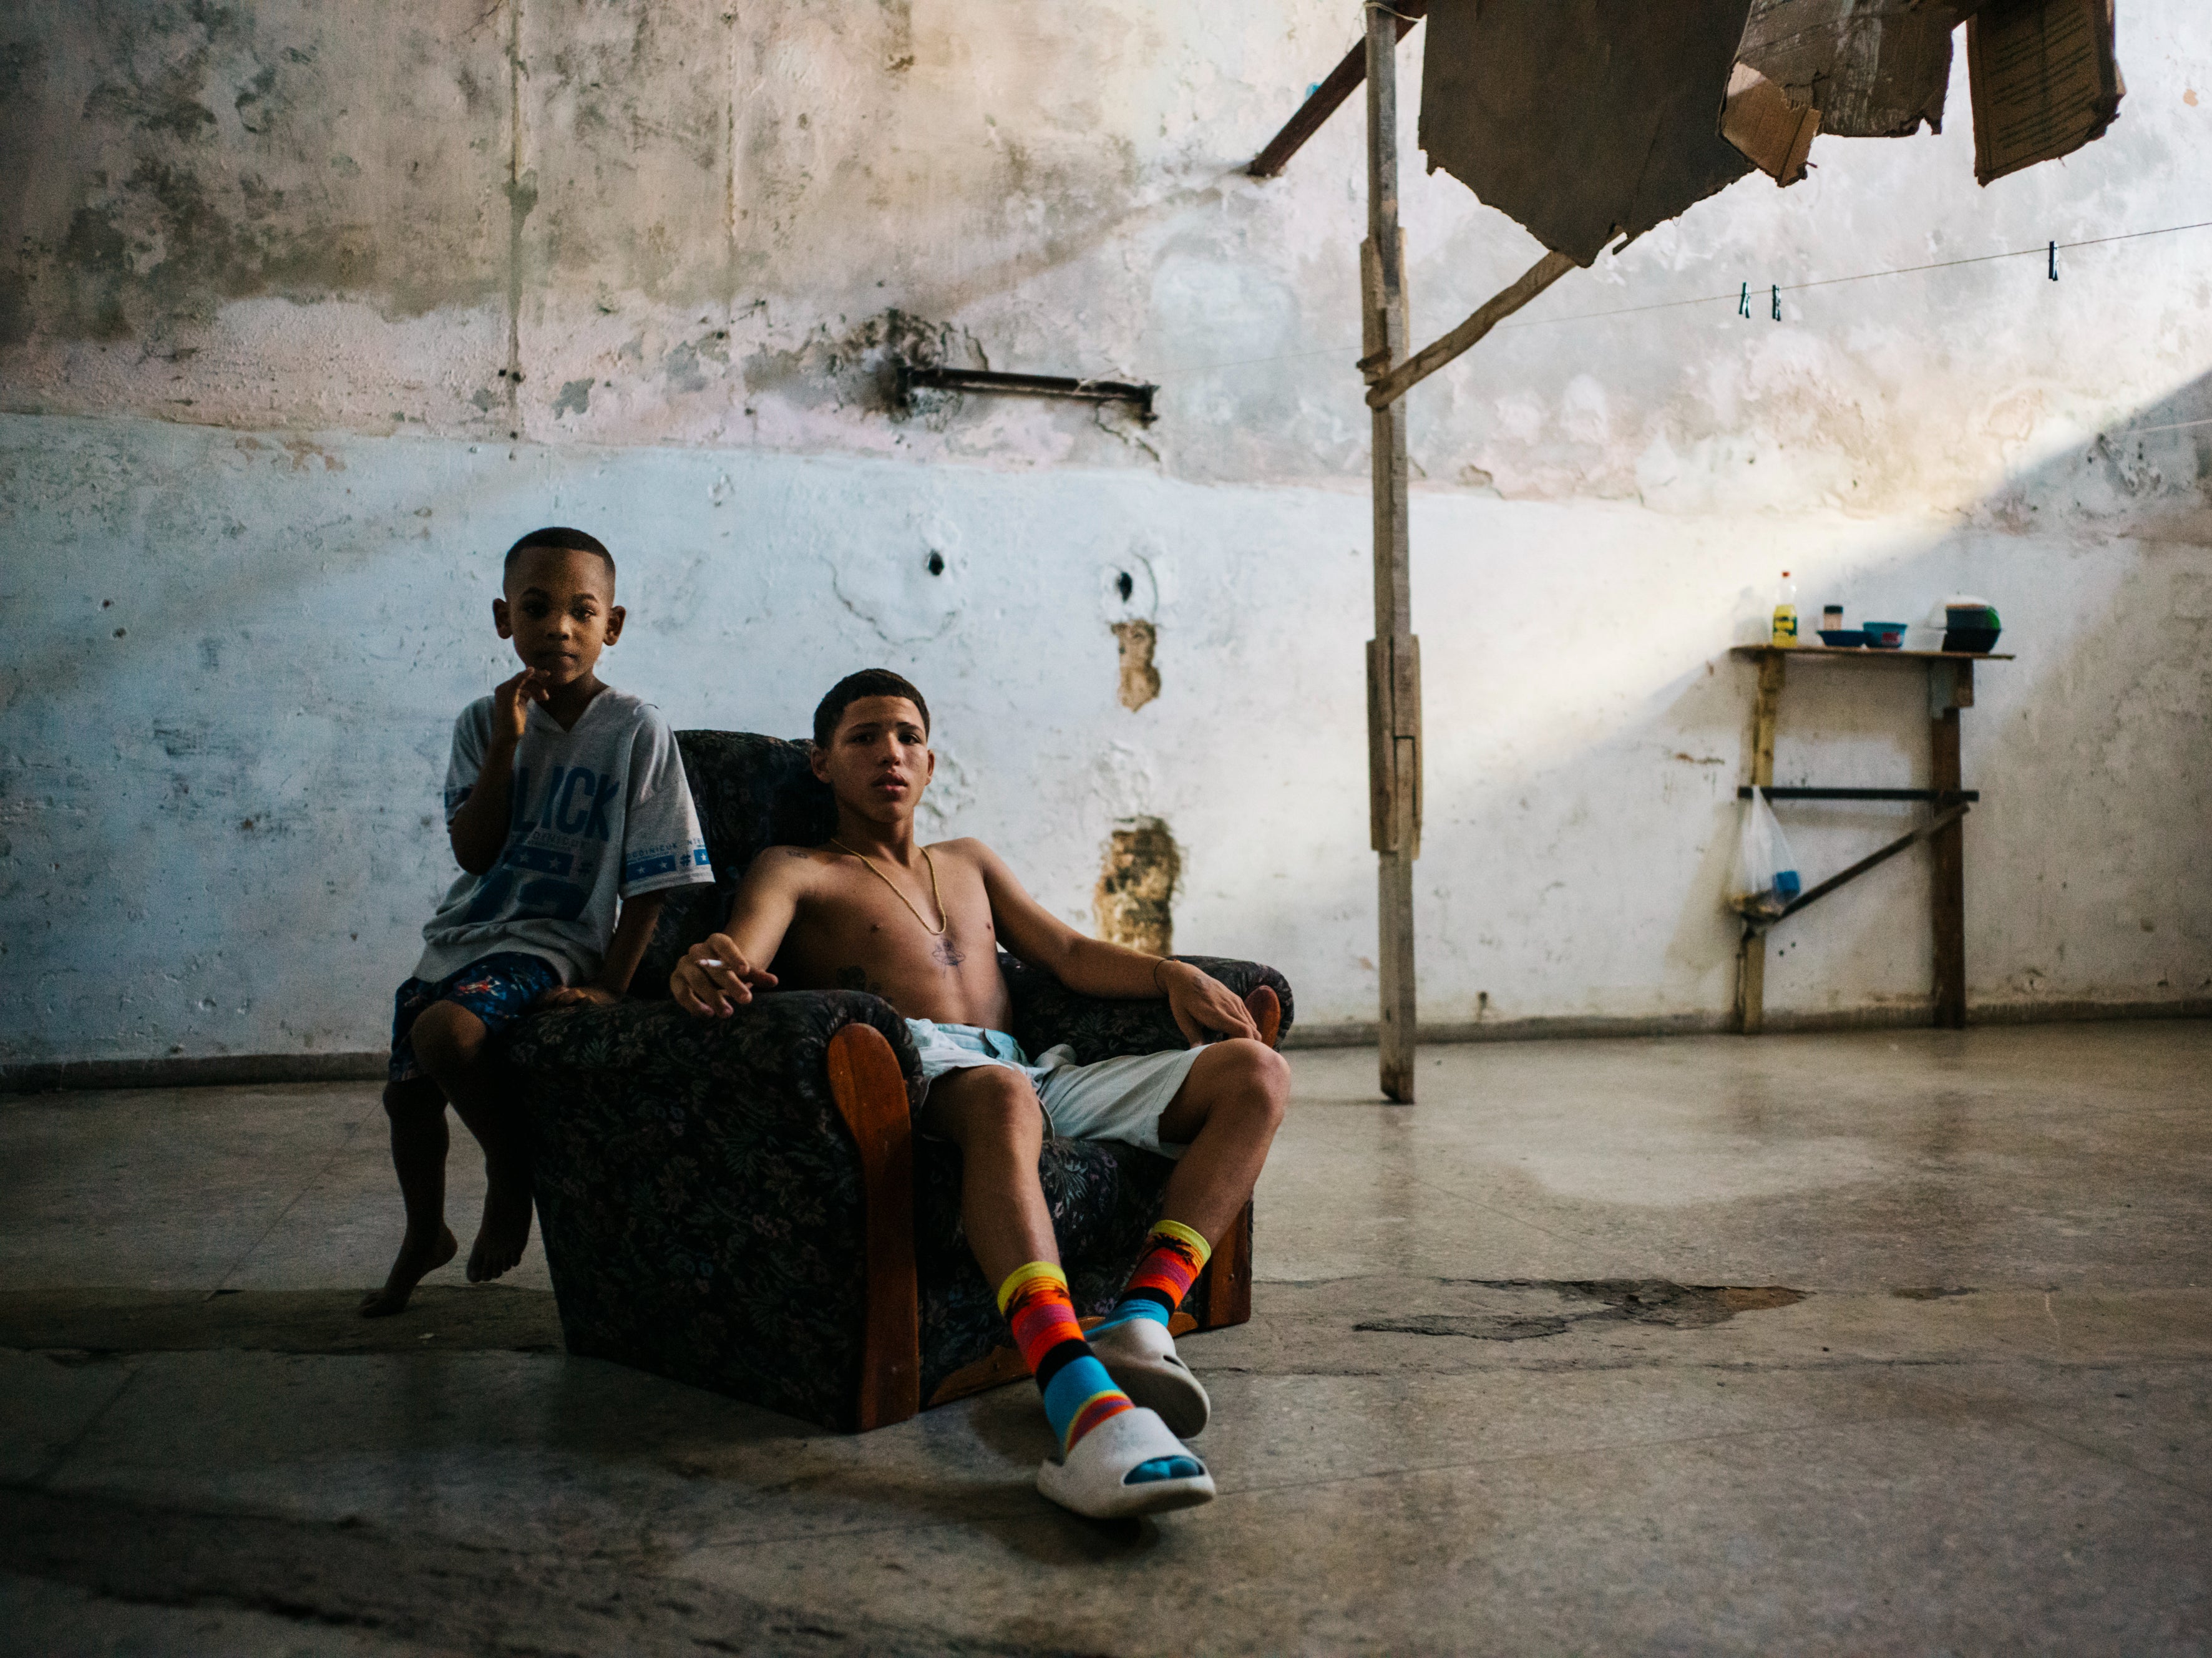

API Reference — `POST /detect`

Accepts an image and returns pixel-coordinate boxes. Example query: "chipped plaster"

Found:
[1,2,2205,510]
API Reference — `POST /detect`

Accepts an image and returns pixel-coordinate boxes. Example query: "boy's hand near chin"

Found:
[492,666,550,745]
[535,983,620,1009]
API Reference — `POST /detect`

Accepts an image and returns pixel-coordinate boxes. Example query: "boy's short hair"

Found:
[813,670,931,749]
[503,526,615,583]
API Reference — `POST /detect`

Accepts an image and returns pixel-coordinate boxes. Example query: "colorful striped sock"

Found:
[1093,1219,1212,1334]
[998,1261,1134,1454]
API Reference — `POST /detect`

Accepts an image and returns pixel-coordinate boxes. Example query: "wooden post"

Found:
[1929,658,1972,1028]
[1735,649,1785,1034]
[1363,4,1418,1103]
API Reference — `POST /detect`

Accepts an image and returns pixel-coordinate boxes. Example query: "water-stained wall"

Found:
[2,1,2208,1066]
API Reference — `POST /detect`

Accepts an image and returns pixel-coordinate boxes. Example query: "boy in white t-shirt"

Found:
[361,527,714,1317]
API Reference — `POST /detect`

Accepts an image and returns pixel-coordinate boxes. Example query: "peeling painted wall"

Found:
[1,2,2208,1065]
[1096,817,1180,954]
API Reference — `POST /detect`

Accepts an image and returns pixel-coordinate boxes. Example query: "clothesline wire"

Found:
[1516,217,2212,328]
[1161,216,2212,378]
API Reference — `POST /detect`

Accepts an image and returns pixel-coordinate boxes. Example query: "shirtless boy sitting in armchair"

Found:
[669,670,1290,1520]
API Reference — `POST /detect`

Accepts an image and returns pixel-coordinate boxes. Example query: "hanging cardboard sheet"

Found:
[1967,0,2123,185]
[1417,0,1756,266]
[1721,63,1821,183]
[1733,0,1964,138]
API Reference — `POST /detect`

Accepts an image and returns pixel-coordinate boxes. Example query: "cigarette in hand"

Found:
[700,959,726,968]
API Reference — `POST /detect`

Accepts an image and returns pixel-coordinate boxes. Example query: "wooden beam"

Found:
[1365,638,1423,856]
[1247,2,1426,178]
[1364,248,1579,408]
[1363,3,1418,1105]
[1750,802,1971,924]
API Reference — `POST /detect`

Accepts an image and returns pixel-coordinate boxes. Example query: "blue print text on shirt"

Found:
[626,844,713,883]
[509,766,617,840]
[455,766,618,926]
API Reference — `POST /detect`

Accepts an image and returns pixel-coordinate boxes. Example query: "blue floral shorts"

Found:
[387,952,563,1083]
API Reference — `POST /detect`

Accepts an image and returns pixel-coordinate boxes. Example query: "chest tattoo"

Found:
[932,935,967,969]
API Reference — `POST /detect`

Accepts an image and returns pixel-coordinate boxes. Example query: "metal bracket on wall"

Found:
[897,364,1157,423]
[1737,788,1981,803]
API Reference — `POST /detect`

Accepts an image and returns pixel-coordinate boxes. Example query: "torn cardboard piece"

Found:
[1734,0,1966,138]
[1722,63,1822,183]
[1418,0,1755,266]
[1967,0,2124,185]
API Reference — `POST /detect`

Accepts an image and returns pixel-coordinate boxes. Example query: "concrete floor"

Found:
[2,1022,2208,1655]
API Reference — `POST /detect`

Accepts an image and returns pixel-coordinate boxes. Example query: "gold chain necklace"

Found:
[828,839,948,936]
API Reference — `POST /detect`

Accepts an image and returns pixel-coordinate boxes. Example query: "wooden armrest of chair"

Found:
[824,1022,920,1429]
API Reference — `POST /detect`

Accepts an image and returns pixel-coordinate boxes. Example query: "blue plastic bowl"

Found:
[1862,622,1907,649]
[1816,628,1866,647]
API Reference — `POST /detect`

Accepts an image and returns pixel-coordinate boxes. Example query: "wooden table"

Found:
[1729,645,2013,1034]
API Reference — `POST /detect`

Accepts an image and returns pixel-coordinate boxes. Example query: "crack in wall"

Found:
[502,0,531,441]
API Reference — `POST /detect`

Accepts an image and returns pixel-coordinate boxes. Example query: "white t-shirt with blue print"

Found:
[413,687,713,987]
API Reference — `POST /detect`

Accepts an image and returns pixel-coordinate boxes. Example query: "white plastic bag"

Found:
[1727,788,1802,920]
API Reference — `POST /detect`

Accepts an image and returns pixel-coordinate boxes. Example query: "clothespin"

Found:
[1739,282,1750,318]
[1771,284,1780,321]
[2049,240,2058,281]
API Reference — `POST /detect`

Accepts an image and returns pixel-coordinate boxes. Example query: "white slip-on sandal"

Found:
[1088,1316,1211,1438]
[1036,1406,1216,1519]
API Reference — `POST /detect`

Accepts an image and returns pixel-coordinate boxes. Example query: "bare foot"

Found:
[465,1176,533,1283]
[1246,983,1282,1050]
[359,1225,459,1317]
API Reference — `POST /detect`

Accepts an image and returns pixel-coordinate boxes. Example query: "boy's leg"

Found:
[359,1075,460,1317]
[923,1066,1207,1511]
[1150,1031,1290,1244]
[918,1065,1056,1287]
[407,998,535,1284]
[1079,995,1290,1431]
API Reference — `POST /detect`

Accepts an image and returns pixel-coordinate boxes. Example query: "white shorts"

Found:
[906,1018,1204,1160]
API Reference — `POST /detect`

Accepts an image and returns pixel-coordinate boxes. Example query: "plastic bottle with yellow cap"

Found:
[1770,571,1800,648]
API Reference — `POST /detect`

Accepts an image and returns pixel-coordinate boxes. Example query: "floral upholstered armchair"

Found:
[502,732,1295,1433]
